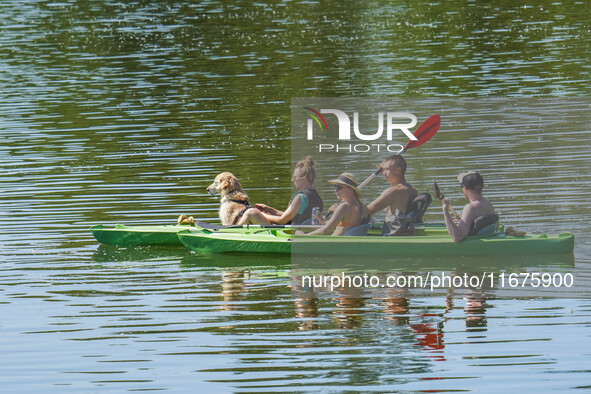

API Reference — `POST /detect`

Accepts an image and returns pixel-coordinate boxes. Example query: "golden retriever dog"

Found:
[206,172,253,225]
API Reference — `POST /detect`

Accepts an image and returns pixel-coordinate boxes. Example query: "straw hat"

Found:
[328,173,362,197]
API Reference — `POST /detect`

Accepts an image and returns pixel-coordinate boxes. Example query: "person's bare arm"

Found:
[256,203,282,216]
[443,199,475,242]
[367,188,395,215]
[261,195,301,225]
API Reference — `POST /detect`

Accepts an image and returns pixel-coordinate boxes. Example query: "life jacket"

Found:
[382,209,415,236]
[382,192,432,236]
[289,189,323,225]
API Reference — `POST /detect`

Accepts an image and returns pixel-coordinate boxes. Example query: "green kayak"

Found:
[90,222,318,247]
[177,228,574,257]
[90,222,447,247]
[90,224,192,246]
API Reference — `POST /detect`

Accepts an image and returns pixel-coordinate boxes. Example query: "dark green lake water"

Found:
[1,1,591,392]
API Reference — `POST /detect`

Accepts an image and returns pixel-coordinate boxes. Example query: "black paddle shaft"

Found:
[433,181,460,218]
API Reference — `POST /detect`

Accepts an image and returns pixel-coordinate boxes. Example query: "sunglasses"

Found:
[334,184,343,191]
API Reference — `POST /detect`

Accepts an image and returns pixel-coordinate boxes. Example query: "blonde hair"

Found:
[295,156,316,184]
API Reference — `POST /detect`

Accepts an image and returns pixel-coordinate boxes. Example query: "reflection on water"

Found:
[220,270,248,312]
[1,0,591,391]
[2,247,591,391]
[333,287,365,329]
[464,289,489,330]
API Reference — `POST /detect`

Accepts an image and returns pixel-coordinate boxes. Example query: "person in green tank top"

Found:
[237,156,323,225]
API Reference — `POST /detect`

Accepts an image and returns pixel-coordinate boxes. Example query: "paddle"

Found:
[433,181,460,219]
[356,114,441,190]
[193,219,319,230]
[323,114,441,220]
[402,114,440,152]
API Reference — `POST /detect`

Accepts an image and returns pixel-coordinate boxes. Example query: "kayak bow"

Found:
[90,224,191,247]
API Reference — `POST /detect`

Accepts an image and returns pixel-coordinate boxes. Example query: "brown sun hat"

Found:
[328,173,362,197]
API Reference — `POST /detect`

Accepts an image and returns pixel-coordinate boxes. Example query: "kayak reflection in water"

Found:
[306,173,370,236]
[237,156,323,225]
[442,171,497,243]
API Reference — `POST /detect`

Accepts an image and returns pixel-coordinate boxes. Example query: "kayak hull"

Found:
[179,229,292,254]
[177,229,575,257]
[90,224,191,246]
[90,223,450,247]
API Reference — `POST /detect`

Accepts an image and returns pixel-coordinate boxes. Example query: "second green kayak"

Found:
[177,228,574,257]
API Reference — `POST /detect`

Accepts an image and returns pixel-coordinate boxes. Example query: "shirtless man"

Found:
[442,171,496,243]
[367,155,417,217]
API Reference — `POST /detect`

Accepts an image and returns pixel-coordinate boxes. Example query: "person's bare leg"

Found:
[236,208,271,225]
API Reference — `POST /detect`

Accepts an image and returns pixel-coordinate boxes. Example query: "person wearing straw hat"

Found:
[442,171,496,243]
[307,173,370,236]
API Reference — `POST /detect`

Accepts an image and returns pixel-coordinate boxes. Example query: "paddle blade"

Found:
[433,181,444,200]
[403,114,440,151]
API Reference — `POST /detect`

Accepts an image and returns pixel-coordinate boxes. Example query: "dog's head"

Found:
[207,172,242,197]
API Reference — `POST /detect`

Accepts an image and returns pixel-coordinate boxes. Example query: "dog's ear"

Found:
[219,173,241,192]
[217,174,229,190]
[226,176,241,192]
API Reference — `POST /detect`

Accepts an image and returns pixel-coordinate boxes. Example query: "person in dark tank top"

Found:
[237,156,323,225]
